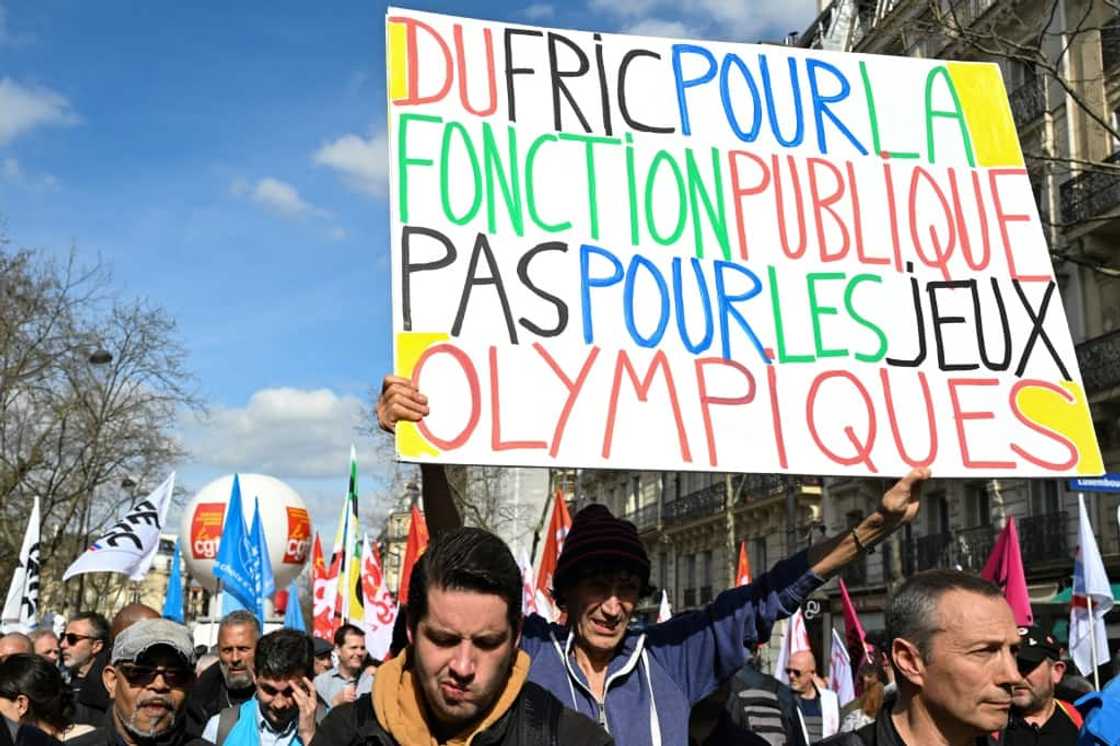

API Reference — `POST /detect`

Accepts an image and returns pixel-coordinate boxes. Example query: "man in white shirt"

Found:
[787,650,840,742]
[312,624,372,719]
[202,630,317,746]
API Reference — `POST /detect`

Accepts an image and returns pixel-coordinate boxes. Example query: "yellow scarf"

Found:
[372,647,530,746]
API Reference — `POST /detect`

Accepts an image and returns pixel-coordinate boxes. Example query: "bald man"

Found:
[109,603,160,639]
[0,632,33,661]
[786,650,839,742]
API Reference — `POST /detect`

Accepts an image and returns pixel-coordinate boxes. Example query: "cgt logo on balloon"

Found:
[191,502,226,559]
[284,507,311,564]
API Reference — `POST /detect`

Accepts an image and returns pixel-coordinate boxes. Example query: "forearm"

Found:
[420,463,462,536]
[806,510,891,578]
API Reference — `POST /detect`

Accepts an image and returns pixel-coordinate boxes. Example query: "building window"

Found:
[965,482,991,527]
[1030,480,1060,516]
[751,537,767,577]
[659,552,669,593]
[686,554,696,591]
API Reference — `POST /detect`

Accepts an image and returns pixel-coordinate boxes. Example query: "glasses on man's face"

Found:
[117,664,194,688]
[62,632,98,646]
[785,668,808,678]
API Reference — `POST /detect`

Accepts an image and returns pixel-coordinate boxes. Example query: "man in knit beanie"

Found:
[376,374,929,746]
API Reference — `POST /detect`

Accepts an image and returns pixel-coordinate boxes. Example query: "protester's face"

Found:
[34,634,60,664]
[336,633,366,674]
[255,676,306,731]
[568,570,641,657]
[1012,657,1063,714]
[900,591,1019,735]
[786,651,816,695]
[0,637,31,662]
[410,586,519,733]
[61,620,104,672]
[0,693,28,723]
[217,624,257,689]
[104,648,193,742]
[313,654,333,675]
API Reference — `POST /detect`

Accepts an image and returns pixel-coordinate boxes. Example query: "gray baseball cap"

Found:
[111,618,196,666]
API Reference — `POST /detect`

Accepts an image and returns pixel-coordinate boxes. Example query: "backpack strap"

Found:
[1057,698,1084,728]
[215,704,240,746]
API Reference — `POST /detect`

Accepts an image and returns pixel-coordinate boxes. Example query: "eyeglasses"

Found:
[62,633,100,646]
[785,668,808,677]
[117,664,194,688]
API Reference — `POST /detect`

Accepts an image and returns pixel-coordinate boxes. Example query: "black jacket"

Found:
[310,686,613,746]
[69,723,192,746]
[819,708,994,746]
[71,652,111,727]
[704,664,808,746]
[182,663,255,739]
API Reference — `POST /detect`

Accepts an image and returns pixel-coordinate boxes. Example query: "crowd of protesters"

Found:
[0,375,1106,746]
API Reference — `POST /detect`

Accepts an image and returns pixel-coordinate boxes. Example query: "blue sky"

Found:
[0,0,817,540]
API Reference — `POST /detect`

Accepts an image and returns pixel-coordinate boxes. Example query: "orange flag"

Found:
[398,504,429,603]
[736,541,752,586]
[311,533,338,640]
[535,489,573,609]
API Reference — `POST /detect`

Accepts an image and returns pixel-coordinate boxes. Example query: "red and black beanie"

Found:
[552,504,651,603]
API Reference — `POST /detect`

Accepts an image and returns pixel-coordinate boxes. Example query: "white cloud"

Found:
[0,78,76,145]
[1,156,59,191]
[182,387,380,480]
[229,176,339,226]
[520,3,556,20]
[313,130,388,199]
[588,0,816,41]
[623,19,699,39]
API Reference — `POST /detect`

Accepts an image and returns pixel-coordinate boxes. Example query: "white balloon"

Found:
[179,474,311,592]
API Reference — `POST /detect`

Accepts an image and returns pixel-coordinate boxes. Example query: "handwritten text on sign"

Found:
[387,9,1104,478]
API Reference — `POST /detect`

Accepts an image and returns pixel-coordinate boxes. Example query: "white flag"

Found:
[517,551,538,616]
[657,589,672,623]
[360,534,398,661]
[1070,494,1113,677]
[2,497,40,633]
[828,628,856,707]
[775,608,812,684]
[63,473,175,582]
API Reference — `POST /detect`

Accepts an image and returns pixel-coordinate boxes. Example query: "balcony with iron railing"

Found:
[624,502,659,531]
[1008,79,1044,128]
[664,481,727,525]
[699,586,713,605]
[1077,329,1120,396]
[1059,151,1120,226]
[912,531,953,572]
[1018,511,1069,566]
[841,554,869,587]
[954,525,998,573]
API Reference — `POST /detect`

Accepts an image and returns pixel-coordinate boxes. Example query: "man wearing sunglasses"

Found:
[69,618,196,746]
[62,612,112,726]
[1001,625,1081,745]
[201,630,317,746]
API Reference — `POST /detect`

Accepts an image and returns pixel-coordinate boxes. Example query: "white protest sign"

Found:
[387,9,1103,478]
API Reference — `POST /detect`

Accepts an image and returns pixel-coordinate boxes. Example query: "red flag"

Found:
[398,504,429,602]
[838,578,872,675]
[535,489,572,609]
[311,533,337,640]
[736,541,752,586]
[980,517,1033,626]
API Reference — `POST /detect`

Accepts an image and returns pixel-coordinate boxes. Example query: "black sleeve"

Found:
[555,708,613,746]
[309,702,361,746]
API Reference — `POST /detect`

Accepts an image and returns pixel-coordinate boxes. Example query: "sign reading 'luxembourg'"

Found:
[387,8,1104,478]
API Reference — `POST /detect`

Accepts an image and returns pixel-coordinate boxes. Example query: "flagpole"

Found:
[212,580,222,647]
[1088,592,1101,690]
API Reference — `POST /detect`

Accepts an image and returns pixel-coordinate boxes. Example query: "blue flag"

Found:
[213,475,259,618]
[161,538,184,623]
[250,496,276,603]
[283,581,305,631]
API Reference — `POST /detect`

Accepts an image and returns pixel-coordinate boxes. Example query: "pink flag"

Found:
[838,578,872,668]
[980,516,1032,626]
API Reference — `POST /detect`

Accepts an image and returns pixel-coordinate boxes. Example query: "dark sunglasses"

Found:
[62,633,100,646]
[117,664,194,688]
[785,668,808,677]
